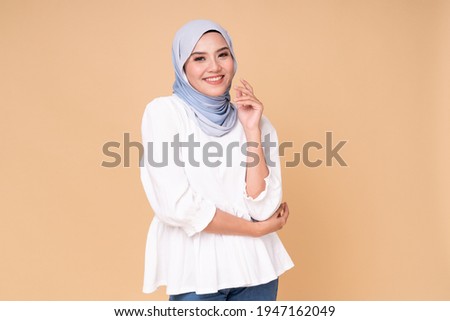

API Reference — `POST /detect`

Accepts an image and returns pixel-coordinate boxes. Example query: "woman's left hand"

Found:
[234,79,264,133]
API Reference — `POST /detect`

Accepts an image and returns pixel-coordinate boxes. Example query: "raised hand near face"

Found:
[234,79,264,133]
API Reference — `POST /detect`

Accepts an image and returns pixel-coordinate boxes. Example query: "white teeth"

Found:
[205,76,223,81]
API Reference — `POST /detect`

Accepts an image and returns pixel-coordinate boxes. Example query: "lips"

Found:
[203,75,224,84]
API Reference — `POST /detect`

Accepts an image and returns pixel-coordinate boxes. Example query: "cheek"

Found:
[185,64,202,83]
[225,59,235,75]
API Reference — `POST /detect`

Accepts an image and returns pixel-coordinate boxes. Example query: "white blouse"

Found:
[140,94,294,295]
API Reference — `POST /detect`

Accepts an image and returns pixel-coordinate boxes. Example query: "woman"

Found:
[140,19,294,301]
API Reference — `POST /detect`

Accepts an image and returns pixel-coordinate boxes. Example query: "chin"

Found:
[202,88,226,97]
[209,91,226,97]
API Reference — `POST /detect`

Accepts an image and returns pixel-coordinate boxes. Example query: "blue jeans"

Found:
[169,278,278,301]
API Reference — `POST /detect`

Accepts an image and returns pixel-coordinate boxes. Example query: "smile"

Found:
[203,75,224,84]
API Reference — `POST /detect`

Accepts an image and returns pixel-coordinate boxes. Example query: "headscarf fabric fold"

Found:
[172,20,237,137]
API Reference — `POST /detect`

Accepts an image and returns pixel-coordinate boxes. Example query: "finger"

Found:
[277,203,284,212]
[234,88,263,110]
[234,86,254,97]
[234,98,260,106]
[284,204,290,221]
[234,99,263,110]
[234,87,243,98]
[240,79,254,93]
[279,202,286,216]
[272,204,283,218]
[276,203,283,216]
[235,104,251,110]
[234,93,260,102]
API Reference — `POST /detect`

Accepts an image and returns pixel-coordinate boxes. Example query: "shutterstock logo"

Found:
[279,132,348,167]
[101,131,348,168]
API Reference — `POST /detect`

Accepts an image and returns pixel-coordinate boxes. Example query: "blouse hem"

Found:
[143,262,295,296]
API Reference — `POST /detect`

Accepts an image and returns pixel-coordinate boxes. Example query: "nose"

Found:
[208,57,222,72]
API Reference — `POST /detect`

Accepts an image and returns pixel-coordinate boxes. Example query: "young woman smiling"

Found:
[140,20,294,301]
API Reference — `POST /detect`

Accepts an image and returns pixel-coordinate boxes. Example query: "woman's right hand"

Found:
[253,202,289,237]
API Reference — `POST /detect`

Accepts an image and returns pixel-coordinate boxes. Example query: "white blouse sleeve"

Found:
[243,116,283,221]
[140,98,216,237]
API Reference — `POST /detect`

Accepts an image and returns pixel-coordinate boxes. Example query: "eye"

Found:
[218,52,229,58]
[193,56,205,62]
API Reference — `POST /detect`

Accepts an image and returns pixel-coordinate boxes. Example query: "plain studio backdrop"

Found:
[1,0,449,300]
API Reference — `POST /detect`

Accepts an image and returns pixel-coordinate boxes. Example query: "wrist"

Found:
[251,221,265,237]
[244,128,261,142]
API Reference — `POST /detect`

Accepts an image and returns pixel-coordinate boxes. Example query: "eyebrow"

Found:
[190,47,230,56]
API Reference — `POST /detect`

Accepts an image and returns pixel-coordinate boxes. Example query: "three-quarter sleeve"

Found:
[140,98,216,237]
[243,116,283,221]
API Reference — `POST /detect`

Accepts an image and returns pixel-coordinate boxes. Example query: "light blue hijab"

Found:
[172,20,237,137]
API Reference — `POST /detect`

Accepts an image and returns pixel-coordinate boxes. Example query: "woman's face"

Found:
[184,32,235,97]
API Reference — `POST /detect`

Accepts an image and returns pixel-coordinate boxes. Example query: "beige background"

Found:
[1,0,449,300]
